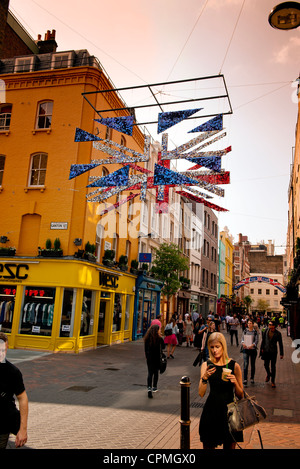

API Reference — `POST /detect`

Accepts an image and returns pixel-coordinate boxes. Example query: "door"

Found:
[142,299,151,335]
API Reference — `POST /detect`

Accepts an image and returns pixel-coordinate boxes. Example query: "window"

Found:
[0,104,12,130]
[105,126,112,141]
[19,286,55,336]
[113,293,123,332]
[15,56,35,73]
[266,289,270,295]
[51,52,73,69]
[258,289,262,295]
[274,290,278,295]
[0,284,16,333]
[29,153,47,186]
[60,288,77,337]
[36,101,53,129]
[80,290,96,336]
[0,155,5,185]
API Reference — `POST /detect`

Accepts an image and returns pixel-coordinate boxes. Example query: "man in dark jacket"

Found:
[260,320,284,388]
[0,332,28,449]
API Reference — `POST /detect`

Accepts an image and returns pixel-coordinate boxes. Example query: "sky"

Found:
[8,0,300,254]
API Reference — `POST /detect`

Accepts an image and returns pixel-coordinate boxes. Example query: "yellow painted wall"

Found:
[0,65,144,268]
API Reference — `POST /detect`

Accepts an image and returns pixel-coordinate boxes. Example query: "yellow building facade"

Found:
[0,48,145,352]
[220,228,234,297]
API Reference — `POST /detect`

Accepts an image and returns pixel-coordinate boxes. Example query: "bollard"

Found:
[180,376,191,449]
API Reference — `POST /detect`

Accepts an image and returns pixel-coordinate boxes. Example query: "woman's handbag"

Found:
[160,352,167,374]
[227,391,267,433]
[164,327,172,336]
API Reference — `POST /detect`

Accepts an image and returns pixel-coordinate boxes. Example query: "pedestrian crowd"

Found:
[144,308,285,449]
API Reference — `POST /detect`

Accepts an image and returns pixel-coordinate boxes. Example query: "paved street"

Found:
[5,327,300,451]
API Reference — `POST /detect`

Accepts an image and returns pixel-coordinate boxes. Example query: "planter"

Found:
[40,250,63,257]
[84,252,97,262]
[118,265,128,272]
[0,249,16,257]
[74,249,85,259]
[103,259,115,267]
[130,268,138,275]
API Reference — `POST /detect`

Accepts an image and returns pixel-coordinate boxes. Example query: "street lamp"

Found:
[268,2,300,29]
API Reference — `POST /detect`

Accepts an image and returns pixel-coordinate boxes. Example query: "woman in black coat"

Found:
[144,324,165,398]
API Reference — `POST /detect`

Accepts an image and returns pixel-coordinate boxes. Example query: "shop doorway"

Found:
[142,299,151,335]
[97,292,111,345]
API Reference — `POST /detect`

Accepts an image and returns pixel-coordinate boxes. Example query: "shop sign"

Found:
[139,253,152,263]
[99,271,118,289]
[0,263,29,281]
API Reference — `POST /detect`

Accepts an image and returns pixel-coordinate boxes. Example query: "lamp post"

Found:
[268,2,300,29]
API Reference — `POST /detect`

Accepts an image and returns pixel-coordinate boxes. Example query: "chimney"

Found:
[36,29,57,53]
[0,0,10,58]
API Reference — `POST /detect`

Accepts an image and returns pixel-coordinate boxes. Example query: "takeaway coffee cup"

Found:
[222,368,232,381]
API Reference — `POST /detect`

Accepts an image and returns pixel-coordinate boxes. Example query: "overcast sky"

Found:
[9,0,300,254]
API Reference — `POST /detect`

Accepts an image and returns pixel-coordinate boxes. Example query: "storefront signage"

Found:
[0,263,29,281]
[139,253,152,263]
[50,222,68,230]
[99,271,118,289]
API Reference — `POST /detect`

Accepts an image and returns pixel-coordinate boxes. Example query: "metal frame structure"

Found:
[82,74,233,127]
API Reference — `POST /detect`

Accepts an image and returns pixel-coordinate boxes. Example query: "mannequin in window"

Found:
[81,296,89,335]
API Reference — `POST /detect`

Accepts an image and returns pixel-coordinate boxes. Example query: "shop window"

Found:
[112,293,122,332]
[80,289,96,336]
[137,294,143,334]
[0,104,12,130]
[124,295,131,331]
[29,152,47,186]
[19,287,55,336]
[0,154,5,185]
[98,292,111,333]
[0,285,16,333]
[60,288,77,337]
[151,292,157,323]
[36,101,53,129]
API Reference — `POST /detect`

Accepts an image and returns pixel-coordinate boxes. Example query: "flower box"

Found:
[0,248,16,257]
[40,250,63,257]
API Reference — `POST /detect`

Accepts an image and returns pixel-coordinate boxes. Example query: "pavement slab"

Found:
[5,326,300,451]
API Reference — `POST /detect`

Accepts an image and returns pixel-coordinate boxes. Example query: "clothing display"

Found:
[22,302,54,326]
[0,300,14,323]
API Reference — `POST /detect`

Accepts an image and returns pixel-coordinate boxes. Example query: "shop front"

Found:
[132,274,163,340]
[177,290,191,318]
[0,257,136,352]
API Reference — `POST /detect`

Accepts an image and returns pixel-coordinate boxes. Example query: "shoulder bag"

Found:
[227,391,267,432]
[160,351,167,374]
[227,391,266,448]
[164,326,173,336]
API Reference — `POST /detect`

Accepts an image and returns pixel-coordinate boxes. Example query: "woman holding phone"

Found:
[198,332,244,449]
